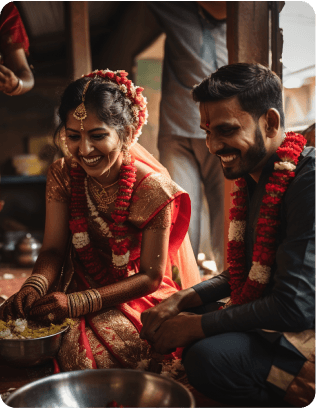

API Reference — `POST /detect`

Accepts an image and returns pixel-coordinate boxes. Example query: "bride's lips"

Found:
[81,155,103,167]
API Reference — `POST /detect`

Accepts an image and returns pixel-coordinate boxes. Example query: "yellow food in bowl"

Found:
[0,318,74,339]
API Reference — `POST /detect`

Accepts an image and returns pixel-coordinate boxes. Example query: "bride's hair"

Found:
[54,76,134,147]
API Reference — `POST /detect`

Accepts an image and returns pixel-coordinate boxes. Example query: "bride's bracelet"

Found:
[21,274,49,297]
[67,289,102,318]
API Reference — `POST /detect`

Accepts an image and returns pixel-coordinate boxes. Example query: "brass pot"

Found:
[15,233,42,266]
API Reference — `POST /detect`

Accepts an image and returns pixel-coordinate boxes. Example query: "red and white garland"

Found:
[69,153,137,286]
[83,69,148,143]
[226,132,306,306]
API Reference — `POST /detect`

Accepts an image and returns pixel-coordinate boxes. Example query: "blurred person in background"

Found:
[148,1,227,273]
[0,2,34,96]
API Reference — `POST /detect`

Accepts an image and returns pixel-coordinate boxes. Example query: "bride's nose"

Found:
[79,138,94,156]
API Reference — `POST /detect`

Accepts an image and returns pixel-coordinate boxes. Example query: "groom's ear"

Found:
[264,108,280,139]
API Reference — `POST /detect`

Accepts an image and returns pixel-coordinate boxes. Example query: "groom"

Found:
[140,63,315,407]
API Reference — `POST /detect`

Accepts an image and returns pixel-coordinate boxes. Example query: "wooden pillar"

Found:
[271,1,285,80]
[65,1,92,80]
[227,1,269,65]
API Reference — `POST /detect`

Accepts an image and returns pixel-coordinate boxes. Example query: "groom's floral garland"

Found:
[226,132,306,306]
[69,154,137,286]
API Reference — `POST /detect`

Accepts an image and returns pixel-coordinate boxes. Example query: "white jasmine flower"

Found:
[112,251,130,267]
[248,262,271,284]
[72,232,90,248]
[228,220,246,242]
[0,328,12,338]
[13,318,28,333]
[274,162,296,171]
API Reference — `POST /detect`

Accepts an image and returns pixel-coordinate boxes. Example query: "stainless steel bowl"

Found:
[5,369,195,407]
[0,326,68,367]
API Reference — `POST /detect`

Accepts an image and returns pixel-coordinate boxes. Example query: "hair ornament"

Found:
[82,69,148,144]
[73,80,91,130]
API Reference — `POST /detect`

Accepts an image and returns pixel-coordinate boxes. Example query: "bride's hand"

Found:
[0,286,40,321]
[0,294,16,320]
[30,292,68,324]
[14,286,41,317]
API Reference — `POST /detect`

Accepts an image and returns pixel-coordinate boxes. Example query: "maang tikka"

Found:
[73,80,92,130]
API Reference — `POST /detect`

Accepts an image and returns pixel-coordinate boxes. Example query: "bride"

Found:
[0,69,200,371]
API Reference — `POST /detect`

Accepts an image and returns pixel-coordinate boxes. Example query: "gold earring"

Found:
[73,80,91,131]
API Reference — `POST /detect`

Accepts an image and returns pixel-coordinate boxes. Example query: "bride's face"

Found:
[65,109,123,180]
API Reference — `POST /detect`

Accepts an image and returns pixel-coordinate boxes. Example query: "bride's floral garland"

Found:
[69,153,137,286]
[226,132,306,306]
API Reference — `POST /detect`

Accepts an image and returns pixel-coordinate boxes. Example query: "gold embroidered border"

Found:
[57,318,94,371]
[90,308,151,368]
[46,157,72,203]
[85,325,121,369]
[129,173,183,228]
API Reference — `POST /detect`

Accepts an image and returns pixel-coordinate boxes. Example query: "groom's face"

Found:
[199,97,267,180]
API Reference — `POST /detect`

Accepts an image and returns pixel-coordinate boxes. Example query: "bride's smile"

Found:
[65,109,123,185]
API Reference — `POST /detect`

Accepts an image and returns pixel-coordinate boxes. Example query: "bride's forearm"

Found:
[67,271,162,318]
[31,249,65,288]
[97,271,161,309]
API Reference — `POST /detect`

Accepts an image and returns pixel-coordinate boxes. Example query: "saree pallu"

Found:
[47,144,200,371]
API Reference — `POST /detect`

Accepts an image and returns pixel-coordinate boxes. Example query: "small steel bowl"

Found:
[5,368,195,407]
[0,326,68,367]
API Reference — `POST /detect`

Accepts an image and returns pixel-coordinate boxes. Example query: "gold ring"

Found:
[47,313,54,321]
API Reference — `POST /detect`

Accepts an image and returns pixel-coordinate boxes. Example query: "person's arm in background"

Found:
[0,47,34,95]
[0,2,34,95]
[197,1,226,20]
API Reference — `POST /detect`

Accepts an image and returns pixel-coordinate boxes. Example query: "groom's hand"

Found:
[140,293,182,342]
[150,313,205,355]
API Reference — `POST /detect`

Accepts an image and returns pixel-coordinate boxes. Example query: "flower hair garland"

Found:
[82,69,148,144]
[224,132,306,307]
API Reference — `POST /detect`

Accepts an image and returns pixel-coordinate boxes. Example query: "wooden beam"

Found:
[227,1,269,65]
[65,1,92,80]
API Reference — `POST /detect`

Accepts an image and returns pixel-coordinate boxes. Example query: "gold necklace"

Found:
[91,176,119,190]
[88,176,119,213]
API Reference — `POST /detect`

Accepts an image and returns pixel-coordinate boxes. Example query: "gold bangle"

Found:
[68,293,78,318]
[67,294,73,317]
[4,78,23,96]
[78,292,89,315]
[87,289,102,313]
[74,293,83,317]
[21,274,49,297]
[85,290,93,313]
[67,289,102,317]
